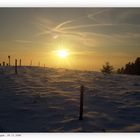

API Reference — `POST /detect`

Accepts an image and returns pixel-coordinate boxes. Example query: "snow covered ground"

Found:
[0,66,140,132]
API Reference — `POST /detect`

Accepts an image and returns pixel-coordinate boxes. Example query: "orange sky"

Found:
[0,8,140,71]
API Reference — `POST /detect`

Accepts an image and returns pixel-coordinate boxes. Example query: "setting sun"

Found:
[57,49,69,58]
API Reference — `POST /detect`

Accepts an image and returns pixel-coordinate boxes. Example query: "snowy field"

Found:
[0,66,140,132]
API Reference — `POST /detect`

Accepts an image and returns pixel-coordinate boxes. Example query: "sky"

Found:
[0,8,140,71]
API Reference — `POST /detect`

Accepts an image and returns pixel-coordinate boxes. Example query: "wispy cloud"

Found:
[34,9,111,38]
[87,8,111,23]
[33,8,140,48]
[54,20,73,30]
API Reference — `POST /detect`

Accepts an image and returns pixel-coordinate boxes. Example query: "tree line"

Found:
[101,57,140,75]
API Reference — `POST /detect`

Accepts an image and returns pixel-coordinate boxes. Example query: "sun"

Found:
[57,49,69,58]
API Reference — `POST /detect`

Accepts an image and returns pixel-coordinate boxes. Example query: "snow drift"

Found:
[0,66,140,132]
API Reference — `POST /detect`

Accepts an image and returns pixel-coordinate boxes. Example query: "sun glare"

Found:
[57,49,69,58]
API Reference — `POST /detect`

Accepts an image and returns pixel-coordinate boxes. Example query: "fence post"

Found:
[3,62,5,66]
[19,59,21,66]
[79,85,84,120]
[8,55,10,66]
[30,60,32,66]
[38,62,40,67]
[15,59,18,74]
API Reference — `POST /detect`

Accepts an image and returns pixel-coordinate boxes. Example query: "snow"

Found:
[0,66,140,132]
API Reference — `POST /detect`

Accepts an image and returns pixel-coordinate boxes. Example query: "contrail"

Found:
[54,20,73,30]
[88,9,110,23]
[60,24,114,30]
[34,8,112,38]
[88,9,110,19]
[60,23,139,31]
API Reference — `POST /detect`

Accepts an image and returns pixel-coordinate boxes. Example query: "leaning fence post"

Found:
[79,85,84,120]
[15,59,18,74]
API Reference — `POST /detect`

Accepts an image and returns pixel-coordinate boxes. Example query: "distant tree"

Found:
[134,57,140,75]
[121,67,124,73]
[117,68,121,74]
[124,62,132,74]
[101,62,114,74]
[117,57,140,75]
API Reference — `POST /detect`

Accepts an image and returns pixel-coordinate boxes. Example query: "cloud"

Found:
[32,8,140,50]
[54,20,73,30]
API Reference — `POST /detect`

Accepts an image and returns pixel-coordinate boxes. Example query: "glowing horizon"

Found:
[0,8,140,71]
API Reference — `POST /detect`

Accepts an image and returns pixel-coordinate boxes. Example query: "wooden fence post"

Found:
[8,55,10,66]
[38,62,40,67]
[3,62,5,66]
[79,85,84,120]
[15,59,17,74]
[19,59,21,66]
[30,60,32,66]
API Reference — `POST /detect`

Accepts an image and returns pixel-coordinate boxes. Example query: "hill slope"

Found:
[0,67,140,132]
